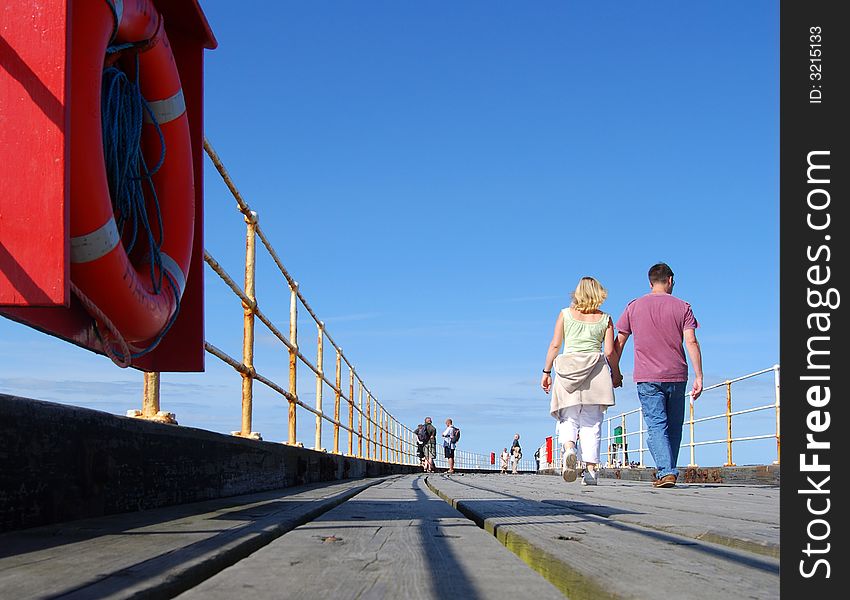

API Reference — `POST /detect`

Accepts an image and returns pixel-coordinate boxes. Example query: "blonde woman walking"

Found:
[540,277,623,485]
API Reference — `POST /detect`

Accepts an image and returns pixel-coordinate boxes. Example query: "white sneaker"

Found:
[581,470,598,486]
[562,448,578,482]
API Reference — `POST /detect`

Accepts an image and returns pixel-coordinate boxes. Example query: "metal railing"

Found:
[432,450,535,473]
[130,139,550,471]
[546,365,780,471]
[137,138,418,465]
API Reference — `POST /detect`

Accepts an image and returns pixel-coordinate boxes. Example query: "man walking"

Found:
[414,423,427,471]
[422,417,438,473]
[615,263,703,488]
[442,418,459,474]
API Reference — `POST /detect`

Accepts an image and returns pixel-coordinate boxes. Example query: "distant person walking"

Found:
[611,424,628,466]
[534,447,541,472]
[615,263,703,488]
[422,417,438,473]
[442,418,460,474]
[510,434,522,474]
[414,423,427,471]
[499,448,510,474]
[541,276,622,486]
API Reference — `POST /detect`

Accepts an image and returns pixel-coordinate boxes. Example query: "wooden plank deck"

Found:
[426,472,779,600]
[0,478,384,599]
[0,472,779,599]
[176,475,565,600]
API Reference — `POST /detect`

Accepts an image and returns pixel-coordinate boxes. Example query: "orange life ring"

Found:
[68,0,194,345]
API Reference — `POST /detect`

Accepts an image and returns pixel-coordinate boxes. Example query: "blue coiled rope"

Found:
[97,46,181,361]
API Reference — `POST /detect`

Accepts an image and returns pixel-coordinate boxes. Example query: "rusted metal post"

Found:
[365,393,372,459]
[240,211,258,438]
[385,415,391,463]
[333,348,341,453]
[375,401,380,461]
[391,419,396,463]
[135,371,177,424]
[688,398,697,467]
[348,369,355,456]
[773,364,781,464]
[638,410,645,467]
[403,427,408,465]
[314,322,324,450]
[620,415,629,467]
[288,282,298,445]
[724,380,736,466]
[357,381,363,458]
[379,405,384,462]
[142,371,160,418]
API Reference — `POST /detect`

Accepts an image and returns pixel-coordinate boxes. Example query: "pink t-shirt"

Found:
[615,293,698,383]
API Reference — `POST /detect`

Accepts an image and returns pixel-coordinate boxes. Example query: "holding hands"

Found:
[612,372,623,388]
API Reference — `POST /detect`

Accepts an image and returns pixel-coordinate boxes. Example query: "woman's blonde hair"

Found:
[571,276,607,312]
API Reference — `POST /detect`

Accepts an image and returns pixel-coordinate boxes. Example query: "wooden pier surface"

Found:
[0,473,779,599]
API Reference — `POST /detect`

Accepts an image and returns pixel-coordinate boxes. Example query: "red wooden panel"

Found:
[0,0,70,306]
[0,0,216,372]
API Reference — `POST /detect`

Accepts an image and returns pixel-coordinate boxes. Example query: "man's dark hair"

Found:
[648,262,674,284]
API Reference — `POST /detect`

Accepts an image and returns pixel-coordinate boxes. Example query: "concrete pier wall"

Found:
[0,393,418,533]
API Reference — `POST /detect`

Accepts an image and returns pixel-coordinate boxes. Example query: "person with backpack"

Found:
[422,416,438,472]
[442,418,460,474]
[414,423,427,470]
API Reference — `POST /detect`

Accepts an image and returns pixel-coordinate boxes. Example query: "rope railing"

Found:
[543,365,780,472]
[138,138,417,465]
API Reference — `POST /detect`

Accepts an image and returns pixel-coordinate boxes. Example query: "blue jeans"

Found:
[637,382,687,478]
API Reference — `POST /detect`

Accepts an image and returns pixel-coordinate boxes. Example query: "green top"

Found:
[561,308,610,354]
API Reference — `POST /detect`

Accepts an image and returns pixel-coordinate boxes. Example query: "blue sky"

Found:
[0,1,779,467]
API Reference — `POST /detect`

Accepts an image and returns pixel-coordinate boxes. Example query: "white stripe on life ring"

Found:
[70,219,121,263]
[159,252,187,297]
[144,89,186,125]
